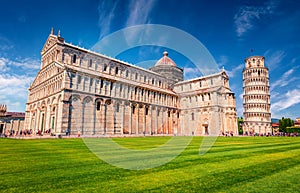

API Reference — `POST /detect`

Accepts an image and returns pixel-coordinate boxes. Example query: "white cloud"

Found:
[0,74,34,111]
[226,63,244,78]
[271,89,300,111]
[97,0,156,40]
[97,0,119,39]
[217,55,229,68]
[0,59,9,72]
[264,50,286,70]
[239,93,243,100]
[0,56,40,112]
[0,36,14,51]
[270,68,298,90]
[0,57,40,72]
[184,67,202,79]
[234,0,278,37]
[125,0,155,27]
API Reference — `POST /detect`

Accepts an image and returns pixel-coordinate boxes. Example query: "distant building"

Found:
[0,104,25,135]
[242,56,272,135]
[271,123,279,134]
[24,29,238,136]
[294,118,300,127]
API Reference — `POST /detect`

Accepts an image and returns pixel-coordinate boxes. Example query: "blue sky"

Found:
[0,0,299,119]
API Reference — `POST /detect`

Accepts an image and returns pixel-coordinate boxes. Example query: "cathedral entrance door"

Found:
[202,121,209,135]
[205,126,209,135]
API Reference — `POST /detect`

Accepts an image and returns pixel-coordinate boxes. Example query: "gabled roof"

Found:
[41,34,58,55]
[30,62,64,89]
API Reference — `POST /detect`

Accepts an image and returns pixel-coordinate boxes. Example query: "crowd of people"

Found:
[2,129,33,137]
[1,128,57,138]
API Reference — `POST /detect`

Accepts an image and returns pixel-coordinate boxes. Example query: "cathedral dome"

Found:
[154,51,177,67]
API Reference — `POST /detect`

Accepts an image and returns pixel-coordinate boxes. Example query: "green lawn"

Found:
[0,136,300,192]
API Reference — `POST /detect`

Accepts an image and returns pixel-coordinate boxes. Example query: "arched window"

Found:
[96,101,101,111]
[103,64,107,71]
[116,103,119,112]
[115,67,119,75]
[100,79,104,88]
[110,82,113,91]
[89,59,92,67]
[191,113,194,121]
[72,54,77,63]
[77,75,81,84]
[145,107,149,115]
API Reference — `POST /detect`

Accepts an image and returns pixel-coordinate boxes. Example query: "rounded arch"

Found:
[69,94,81,102]
[83,96,93,104]
[51,97,56,105]
[105,99,112,105]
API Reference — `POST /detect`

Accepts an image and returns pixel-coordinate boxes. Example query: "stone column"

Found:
[114,102,122,134]
[145,106,151,135]
[138,104,144,134]
[131,104,138,134]
[105,100,114,135]
[100,103,106,135]
[122,102,130,135]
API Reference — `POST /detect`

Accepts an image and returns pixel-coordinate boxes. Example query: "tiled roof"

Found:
[5,112,25,118]
[155,51,177,67]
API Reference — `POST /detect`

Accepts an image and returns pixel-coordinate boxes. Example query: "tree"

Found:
[279,117,294,133]
[237,117,244,135]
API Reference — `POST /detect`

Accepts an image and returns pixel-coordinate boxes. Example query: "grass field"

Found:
[1,136,300,192]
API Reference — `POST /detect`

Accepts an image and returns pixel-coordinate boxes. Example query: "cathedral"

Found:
[24,29,238,136]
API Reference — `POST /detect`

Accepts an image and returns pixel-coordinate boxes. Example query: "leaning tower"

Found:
[243,56,271,135]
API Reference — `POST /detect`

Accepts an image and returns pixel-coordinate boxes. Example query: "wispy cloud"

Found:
[264,50,286,70]
[226,63,244,78]
[0,56,40,111]
[270,68,298,91]
[97,0,156,39]
[0,74,34,111]
[125,0,155,26]
[271,89,300,111]
[234,0,278,37]
[97,0,120,39]
[0,36,14,51]
[217,55,228,68]
[0,57,40,73]
[183,66,202,80]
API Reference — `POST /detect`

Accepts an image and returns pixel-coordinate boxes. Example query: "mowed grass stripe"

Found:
[97,144,299,192]
[0,137,299,192]
[226,165,300,193]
